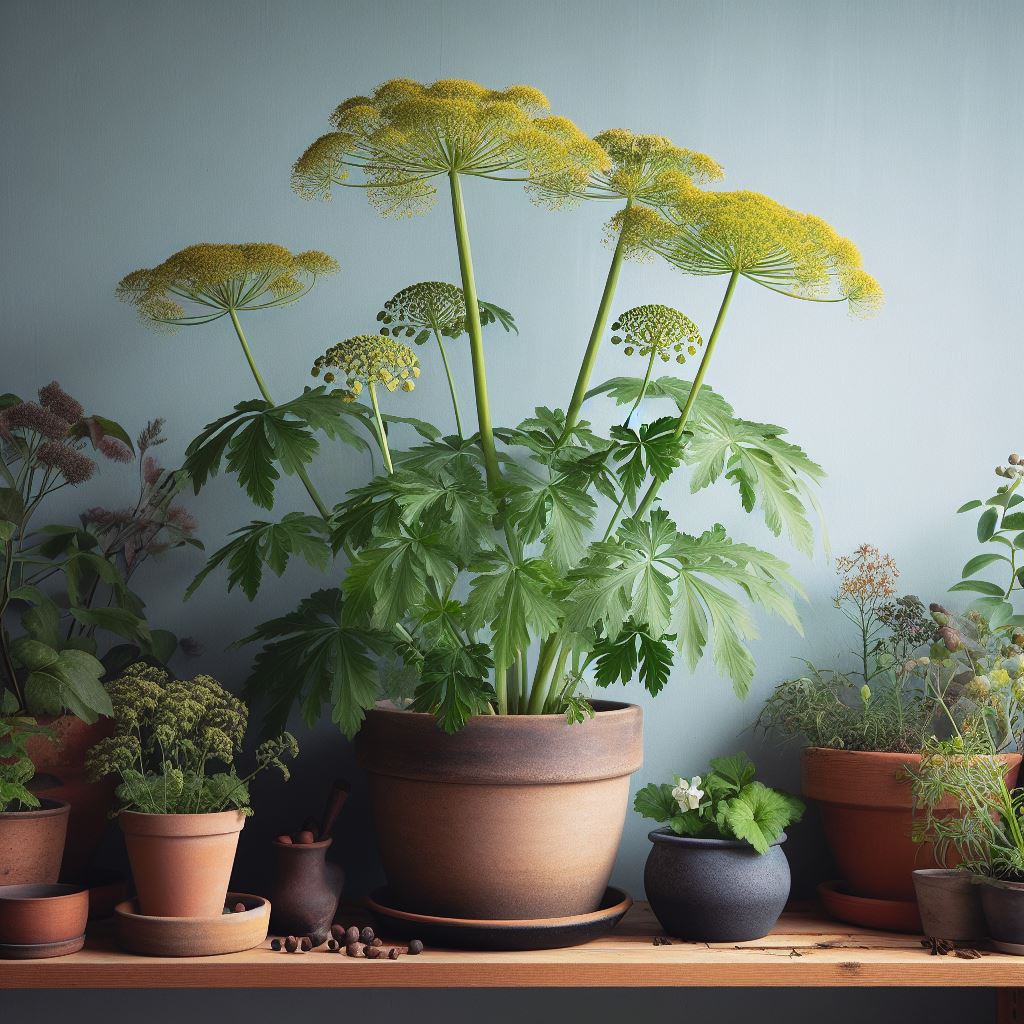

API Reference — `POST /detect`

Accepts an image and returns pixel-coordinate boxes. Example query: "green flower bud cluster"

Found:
[311,334,420,401]
[376,281,468,341]
[610,304,703,364]
[996,453,1024,478]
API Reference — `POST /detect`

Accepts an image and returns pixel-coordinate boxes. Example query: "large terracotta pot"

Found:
[802,747,1022,901]
[357,700,643,921]
[120,810,245,917]
[25,715,116,879]
[0,800,70,885]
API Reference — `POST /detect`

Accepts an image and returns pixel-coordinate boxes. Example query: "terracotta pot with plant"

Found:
[0,717,69,886]
[117,78,881,928]
[636,752,803,942]
[86,663,297,918]
[760,542,1024,930]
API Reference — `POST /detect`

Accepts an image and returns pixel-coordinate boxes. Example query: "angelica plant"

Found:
[124,77,883,735]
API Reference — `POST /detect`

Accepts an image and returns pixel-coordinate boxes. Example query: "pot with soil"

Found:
[120,810,246,918]
[0,800,71,886]
[644,828,791,942]
[356,700,643,921]
[802,748,1022,901]
[25,715,116,880]
[912,868,986,942]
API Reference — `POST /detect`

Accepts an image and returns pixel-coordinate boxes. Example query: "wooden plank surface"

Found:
[3,903,1024,989]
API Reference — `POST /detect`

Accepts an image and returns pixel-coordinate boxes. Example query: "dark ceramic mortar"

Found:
[644,828,791,942]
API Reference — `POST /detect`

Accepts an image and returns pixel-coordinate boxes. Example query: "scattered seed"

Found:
[327,939,339,952]
[388,948,400,960]
[331,924,346,942]
[300,937,312,952]
[346,942,364,958]
[371,937,382,947]
[345,925,361,945]
[365,946,382,959]
[360,926,375,944]
[408,939,424,955]
[284,936,298,953]
[270,938,282,952]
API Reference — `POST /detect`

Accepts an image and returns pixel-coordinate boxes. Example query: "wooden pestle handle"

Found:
[317,778,350,841]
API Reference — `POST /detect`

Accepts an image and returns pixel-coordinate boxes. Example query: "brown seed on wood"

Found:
[284,936,298,953]
[365,946,382,959]
[360,926,375,944]
[270,939,282,951]
[345,925,360,945]
[388,948,400,960]
[371,936,382,947]
[327,939,339,952]
[408,939,424,955]
[331,924,346,942]
[300,936,312,952]
[346,942,364,957]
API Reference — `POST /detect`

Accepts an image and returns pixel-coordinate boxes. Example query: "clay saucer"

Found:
[818,879,922,933]
[115,892,270,956]
[0,883,89,959]
[367,886,632,951]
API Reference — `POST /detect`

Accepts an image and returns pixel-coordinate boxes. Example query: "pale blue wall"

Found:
[2,1,1020,1017]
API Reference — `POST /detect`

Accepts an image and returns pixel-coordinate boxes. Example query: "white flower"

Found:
[671,775,704,812]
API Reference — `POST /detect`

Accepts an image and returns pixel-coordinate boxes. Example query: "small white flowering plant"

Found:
[634,752,803,854]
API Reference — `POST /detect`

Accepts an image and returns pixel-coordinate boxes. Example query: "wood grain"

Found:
[3,903,1024,989]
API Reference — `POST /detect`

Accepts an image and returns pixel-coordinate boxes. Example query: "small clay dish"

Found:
[0,883,89,959]
[818,880,922,933]
[367,886,632,951]
[115,892,270,957]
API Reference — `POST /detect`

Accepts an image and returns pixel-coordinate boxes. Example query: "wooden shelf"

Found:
[3,903,1024,990]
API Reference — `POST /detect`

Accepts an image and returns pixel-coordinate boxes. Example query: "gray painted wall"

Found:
[1,0,1019,1018]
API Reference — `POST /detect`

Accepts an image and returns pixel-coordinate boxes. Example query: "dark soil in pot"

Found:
[644,828,791,942]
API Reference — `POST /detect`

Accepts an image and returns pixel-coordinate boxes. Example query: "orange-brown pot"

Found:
[357,700,643,921]
[802,747,1022,901]
[25,715,115,880]
[120,810,245,918]
[0,800,70,885]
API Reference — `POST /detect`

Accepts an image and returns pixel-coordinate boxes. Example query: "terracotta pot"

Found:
[120,810,245,918]
[0,883,89,946]
[357,700,643,921]
[913,868,986,941]
[802,748,1022,901]
[0,800,70,885]
[644,828,791,942]
[268,837,344,946]
[25,715,116,880]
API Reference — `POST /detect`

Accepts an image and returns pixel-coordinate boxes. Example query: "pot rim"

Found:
[0,798,70,819]
[974,875,1024,892]
[647,826,786,850]
[370,698,638,722]
[0,883,87,904]
[119,808,247,837]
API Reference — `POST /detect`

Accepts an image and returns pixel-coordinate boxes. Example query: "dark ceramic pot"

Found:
[644,828,791,942]
[912,869,986,942]
[979,877,1024,948]
[268,837,344,946]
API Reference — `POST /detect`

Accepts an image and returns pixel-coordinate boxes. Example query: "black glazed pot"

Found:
[644,828,791,942]
[979,877,1024,949]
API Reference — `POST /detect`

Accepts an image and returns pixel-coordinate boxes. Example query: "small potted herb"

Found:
[0,716,70,885]
[634,753,803,941]
[86,663,297,918]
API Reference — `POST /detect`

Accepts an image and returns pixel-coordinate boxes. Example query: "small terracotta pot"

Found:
[268,837,344,945]
[120,810,245,918]
[25,715,116,880]
[913,869,986,941]
[0,883,89,946]
[357,700,643,921]
[801,748,1021,901]
[0,800,70,885]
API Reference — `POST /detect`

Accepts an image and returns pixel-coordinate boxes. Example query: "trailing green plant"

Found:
[85,662,297,815]
[908,735,1024,880]
[0,716,52,812]
[634,751,804,854]
[0,385,200,722]
[759,545,1024,752]
[119,78,882,736]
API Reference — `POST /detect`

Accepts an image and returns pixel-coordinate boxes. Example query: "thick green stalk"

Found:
[527,635,559,714]
[560,199,632,440]
[433,329,465,439]
[367,383,395,474]
[447,172,500,490]
[623,271,740,527]
[624,346,659,426]
[227,309,331,520]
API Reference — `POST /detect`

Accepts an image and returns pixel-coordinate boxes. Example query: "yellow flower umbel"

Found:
[292,79,607,491]
[118,243,340,520]
[117,243,339,330]
[291,78,606,214]
[312,334,420,473]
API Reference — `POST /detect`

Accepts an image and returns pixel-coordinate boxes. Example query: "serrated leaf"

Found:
[633,782,679,823]
[723,782,798,854]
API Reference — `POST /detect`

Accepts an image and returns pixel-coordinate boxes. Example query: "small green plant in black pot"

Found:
[635,752,803,941]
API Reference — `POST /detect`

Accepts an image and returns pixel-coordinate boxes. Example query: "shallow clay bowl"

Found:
[0,883,89,956]
[818,880,922,933]
[367,886,632,951]
[115,892,270,957]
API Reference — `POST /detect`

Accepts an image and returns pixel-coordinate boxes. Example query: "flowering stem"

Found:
[560,199,631,440]
[432,329,465,439]
[447,172,500,490]
[227,309,331,521]
[367,383,394,474]
[624,347,659,426]
[626,271,740,527]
